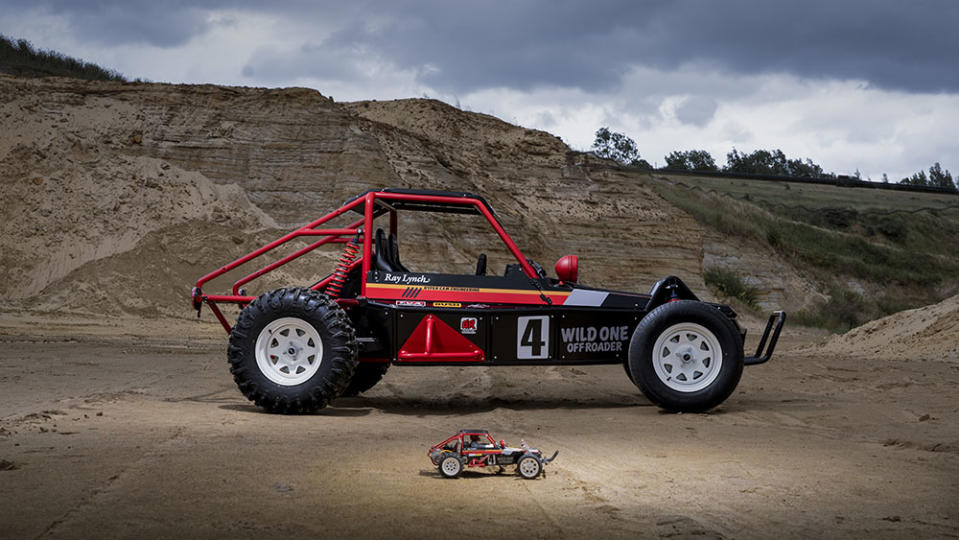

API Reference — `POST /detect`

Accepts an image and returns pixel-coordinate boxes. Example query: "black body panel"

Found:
[350,302,647,366]
[347,274,742,366]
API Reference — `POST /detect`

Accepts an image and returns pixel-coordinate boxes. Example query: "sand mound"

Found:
[0,154,275,300]
[817,294,959,360]
[32,222,343,318]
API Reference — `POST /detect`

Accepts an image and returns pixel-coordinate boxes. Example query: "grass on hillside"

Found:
[650,176,959,332]
[662,173,959,213]
[663,172,959,262]
[0,35,125,81]
[703,267,759,309]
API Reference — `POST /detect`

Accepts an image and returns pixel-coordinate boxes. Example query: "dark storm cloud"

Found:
[11,0,959,92]
[2,0,229,47]
[331,0,959,93]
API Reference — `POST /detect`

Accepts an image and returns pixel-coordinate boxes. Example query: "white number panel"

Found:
[517,316,549,359]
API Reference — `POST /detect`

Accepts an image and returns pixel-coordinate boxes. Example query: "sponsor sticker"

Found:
[460,317,478,334]
[433,302,462,308]
[560,325,630,353]
[383,273,431,284]
[395,300,426,307]
[424,285,480,292]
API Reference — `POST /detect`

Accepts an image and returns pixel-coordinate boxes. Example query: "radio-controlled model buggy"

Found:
[191,188,785,414]
[428,430,558,479]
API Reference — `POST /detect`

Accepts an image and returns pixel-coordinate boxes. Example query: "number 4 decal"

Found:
[517,316,549,359]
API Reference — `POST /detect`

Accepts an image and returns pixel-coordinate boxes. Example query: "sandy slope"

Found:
[815,293,959,361]
[0,154,273,300]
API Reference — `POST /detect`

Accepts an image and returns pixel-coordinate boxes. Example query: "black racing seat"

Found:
[475,253,487,276]
[389,234,410,272]
[374,228,395,272]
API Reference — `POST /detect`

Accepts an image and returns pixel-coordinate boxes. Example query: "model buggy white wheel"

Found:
[439,455,463,478]
[255,317,324,386]
[651,323,722,393]
[517,455,542,479]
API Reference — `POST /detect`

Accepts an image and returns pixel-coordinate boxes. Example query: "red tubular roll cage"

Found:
[428,431,498,456]
[192,189,539,333]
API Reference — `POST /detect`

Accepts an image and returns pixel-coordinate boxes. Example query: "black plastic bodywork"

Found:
[344,273,785,367]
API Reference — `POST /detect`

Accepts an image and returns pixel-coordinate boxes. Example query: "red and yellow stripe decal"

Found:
[366,283,570,305]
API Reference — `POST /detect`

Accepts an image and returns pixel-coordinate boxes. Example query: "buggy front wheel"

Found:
[517,455,542,479]
[628,300,744,413]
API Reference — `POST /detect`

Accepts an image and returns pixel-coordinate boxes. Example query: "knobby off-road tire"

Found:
[228,288,358,414]
[628,300,744,413]
[341,362,390,397]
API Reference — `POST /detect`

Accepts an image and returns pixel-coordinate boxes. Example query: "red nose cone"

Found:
[555,255,578,283]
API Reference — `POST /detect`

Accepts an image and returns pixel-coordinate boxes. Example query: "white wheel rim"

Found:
[255,317,324,386]
[651,322,723,393]
[442,458,460,476]
[519,458,539,477]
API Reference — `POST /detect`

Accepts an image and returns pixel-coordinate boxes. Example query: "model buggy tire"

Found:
[517,454,542,479]
[439,455,463,478]
[227,288,357,414]
[628,300,743,413]
[341,362,390,397]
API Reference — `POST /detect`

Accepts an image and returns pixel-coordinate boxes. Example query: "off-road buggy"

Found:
[192,188,785,413]
[428,430,558,479]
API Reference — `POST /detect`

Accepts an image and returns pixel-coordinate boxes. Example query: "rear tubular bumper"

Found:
[744,311,786,366]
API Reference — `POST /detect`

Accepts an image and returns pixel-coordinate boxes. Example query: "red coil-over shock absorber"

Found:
[326,229,362,299]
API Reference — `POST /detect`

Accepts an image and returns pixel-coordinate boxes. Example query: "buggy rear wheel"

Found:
[228,288,357,414]
[628,300,743,413]
[341,362,390,397]
[439,455,463,478]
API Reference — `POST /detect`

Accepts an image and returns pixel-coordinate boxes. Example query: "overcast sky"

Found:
[2,1,957,180]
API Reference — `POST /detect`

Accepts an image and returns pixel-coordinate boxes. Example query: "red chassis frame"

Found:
[191,190,541,334]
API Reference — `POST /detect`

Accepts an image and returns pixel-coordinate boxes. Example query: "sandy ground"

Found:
[0,315,956,539]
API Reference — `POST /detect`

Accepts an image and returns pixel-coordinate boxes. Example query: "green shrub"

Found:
[703,267,759,309]
[791,287,864,333]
